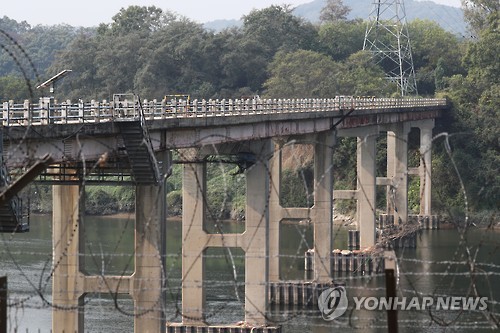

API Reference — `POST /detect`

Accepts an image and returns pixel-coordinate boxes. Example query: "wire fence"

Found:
[0,26,498,333]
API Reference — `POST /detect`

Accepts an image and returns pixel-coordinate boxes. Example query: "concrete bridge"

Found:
[1,95,447,332]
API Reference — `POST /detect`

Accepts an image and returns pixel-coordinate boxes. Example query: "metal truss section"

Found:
[37,160,134,185]
[363,0,418,96]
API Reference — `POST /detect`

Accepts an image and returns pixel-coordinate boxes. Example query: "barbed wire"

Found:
[0,29,498,333]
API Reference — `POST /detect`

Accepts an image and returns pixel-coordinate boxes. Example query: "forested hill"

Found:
[1,3,498,217]
[205,0,466,35]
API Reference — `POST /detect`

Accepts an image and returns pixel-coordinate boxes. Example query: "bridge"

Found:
[1,95,447,332]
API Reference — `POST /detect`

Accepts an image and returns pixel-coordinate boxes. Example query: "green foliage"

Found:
[1,4,498,218]
[264,49,392,98]
[48,34,100,99]
[320,0,351,23]
[167,190,182,216]
[280,168,313,208]
[434,11,499,211]
[206,164,245,220]
[0,75,30,100]
[408,19,464,95]
[264,49,343,98]
[408,177,421,214]
[462,0,500,35]
[0,17,90,81]
[318,19,365,61]
[106,6,170,36]
[85,186,120,215]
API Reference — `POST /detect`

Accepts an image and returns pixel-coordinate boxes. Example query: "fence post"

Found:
[0,276,6,333]
[385,250,398,333]
[2,102,8,126]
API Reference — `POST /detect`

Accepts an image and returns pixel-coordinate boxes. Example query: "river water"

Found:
[1,214,499,332]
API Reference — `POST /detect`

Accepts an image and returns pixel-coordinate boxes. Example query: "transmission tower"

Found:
[363,0,418,96]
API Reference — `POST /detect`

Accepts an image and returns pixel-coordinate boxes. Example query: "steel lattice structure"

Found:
[363,0,418,96]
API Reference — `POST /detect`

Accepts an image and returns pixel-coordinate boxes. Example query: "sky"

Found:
[3,0,462,27]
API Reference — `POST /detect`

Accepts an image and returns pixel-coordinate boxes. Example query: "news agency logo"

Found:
[353,296,489,311]
[318,287,489,321]
[318,286,348,320]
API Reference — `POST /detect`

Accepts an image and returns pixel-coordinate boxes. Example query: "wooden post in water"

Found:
[0,276,6,333]
[385,251,398,333]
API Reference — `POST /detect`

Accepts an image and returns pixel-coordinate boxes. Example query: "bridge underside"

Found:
[2,108,440,169]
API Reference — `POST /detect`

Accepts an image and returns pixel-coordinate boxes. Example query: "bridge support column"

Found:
[357,135,377,249]
[387,123,410,225]
[268,146,281,283]
[180,141,272,328]
[133,184,165,332]
[52,152,169,333]
[312,132,335,281]
[419,119,434,216]
[244,141,271,325]
[181,161,207,325]
[52,184,84,333]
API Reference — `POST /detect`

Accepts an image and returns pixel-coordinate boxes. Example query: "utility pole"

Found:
[363,0,418,96]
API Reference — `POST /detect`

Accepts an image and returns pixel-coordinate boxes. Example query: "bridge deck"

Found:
[1,97,447,168]
[2,97,447,128]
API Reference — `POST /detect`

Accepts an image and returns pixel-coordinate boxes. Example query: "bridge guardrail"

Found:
[1,97,447,127]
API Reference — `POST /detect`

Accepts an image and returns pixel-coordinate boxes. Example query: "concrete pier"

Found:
[338,126,379,250]
[312,131,335,282]
[419,119,434,217]
[52,184,84,332]
[357,134,377,250]
[178,140,276,330]
[268,132,335,283]
[51,162,167,332]
[387,123,410,226]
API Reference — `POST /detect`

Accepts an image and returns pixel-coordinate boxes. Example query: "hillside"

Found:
[206,0,466,35]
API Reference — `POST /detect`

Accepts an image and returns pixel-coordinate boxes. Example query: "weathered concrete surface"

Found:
[3,108,443,168]
[419,119,434,216]
[181,140,272,326]
[52,180,166,333]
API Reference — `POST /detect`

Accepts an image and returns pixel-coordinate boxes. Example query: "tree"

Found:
[48,33,100,100]
[134,18,221,98]
[462,0,500,35]
[320,0,351,23]
[243,5,317,55]
[263,50,392,98]
[408,19,465,94]
[105,5,171,36]
[217,6,317,92]
[263,49,343,98]
[435,10,499,210]
[0,75,30,100]
[341,51,395,96]
[94,33,143,97]
[318,19,365,61]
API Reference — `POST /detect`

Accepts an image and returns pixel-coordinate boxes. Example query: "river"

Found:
[1,214,499,332]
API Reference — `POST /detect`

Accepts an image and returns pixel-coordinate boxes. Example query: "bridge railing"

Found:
[1,97,447,127]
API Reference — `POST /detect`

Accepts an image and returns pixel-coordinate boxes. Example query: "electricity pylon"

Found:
[363,0,418,96]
